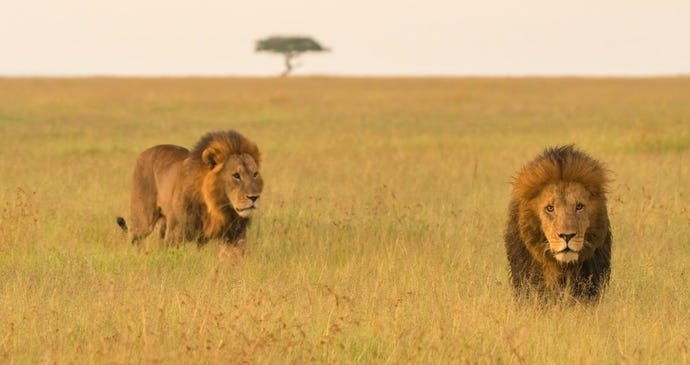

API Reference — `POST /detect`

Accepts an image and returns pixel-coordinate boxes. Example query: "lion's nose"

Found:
[247,195,260,203]
[559,233,576,243]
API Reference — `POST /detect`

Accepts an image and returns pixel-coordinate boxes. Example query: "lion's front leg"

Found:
[218,239,246,263]
[163,218,184,245]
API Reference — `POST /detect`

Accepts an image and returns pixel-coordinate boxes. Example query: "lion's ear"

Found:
[202,147,223,169]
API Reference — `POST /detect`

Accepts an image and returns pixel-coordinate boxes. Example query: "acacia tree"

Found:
[255,36,328,77]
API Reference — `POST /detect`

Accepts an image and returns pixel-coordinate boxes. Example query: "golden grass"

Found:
[0,77,689,363]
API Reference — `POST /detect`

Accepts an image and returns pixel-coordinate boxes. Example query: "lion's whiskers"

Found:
[218,202,234,209]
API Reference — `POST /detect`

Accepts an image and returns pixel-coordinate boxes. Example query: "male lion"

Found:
[504,145,612,302]
[117,130,263,245]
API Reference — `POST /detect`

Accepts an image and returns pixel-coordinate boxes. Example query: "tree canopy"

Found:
[256,36,327,54]
[255,36,328,76]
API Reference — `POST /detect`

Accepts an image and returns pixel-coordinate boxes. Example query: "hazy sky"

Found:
[2,0,689,76]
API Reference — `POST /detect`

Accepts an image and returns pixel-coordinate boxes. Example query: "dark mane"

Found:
[514,145,609,201]
[189,130,261,166]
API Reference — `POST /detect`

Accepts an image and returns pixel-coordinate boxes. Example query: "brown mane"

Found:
[189,130,261,168]
[513,145,609,202]
[504,145,612,302]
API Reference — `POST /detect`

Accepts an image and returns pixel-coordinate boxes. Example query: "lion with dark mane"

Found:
[117,130,263,245]
[504,145,612,302]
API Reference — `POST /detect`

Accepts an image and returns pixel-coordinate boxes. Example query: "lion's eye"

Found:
[253,172,259,179]
[576,203,585,211]
[545,205,554,213]
[232,172,241,180]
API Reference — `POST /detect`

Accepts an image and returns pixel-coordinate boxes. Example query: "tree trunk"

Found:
[281,53,294,77]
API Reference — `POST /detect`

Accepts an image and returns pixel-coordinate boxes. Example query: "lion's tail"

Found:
[116,217,128,232]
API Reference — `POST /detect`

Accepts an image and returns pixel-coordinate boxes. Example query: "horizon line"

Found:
[2,72,689,79]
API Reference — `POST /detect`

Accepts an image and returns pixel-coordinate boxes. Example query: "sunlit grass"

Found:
[0,77,689,363]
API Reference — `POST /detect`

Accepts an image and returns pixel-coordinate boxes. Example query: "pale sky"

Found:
[2,0,689,76]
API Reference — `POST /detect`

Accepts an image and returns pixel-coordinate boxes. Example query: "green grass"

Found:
[1,77,689,363]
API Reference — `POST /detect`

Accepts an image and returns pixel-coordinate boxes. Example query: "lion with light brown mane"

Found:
[504,145,612,302]
[117,130,263,246]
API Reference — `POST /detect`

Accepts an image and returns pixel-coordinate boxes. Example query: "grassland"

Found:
[0,77,689,364]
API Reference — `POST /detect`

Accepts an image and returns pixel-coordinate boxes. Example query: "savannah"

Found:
[0,77,688,363]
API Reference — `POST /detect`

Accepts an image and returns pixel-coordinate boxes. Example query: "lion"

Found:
[116,130,263,246]
[504,145,612,302]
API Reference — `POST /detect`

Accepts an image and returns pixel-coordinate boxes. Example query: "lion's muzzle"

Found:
[234,194,260,217]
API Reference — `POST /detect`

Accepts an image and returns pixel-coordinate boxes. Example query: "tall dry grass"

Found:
[0,77,689,363]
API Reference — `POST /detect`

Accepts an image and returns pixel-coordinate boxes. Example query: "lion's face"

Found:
[532,182,595,264]
[219,153,263,218]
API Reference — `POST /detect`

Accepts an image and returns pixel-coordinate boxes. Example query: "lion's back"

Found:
[135,144,189,174]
